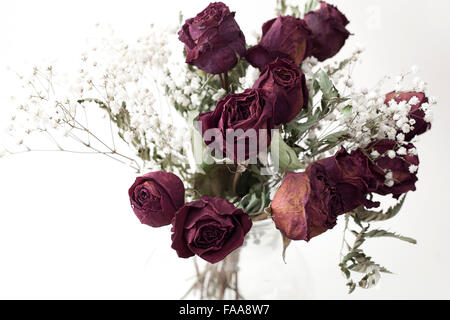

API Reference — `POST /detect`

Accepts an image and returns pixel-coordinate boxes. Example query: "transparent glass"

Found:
[233,219,315,299]
[144,220,315,299]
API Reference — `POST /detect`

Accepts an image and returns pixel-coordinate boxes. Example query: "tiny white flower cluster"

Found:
[297,47,364,161]
[340,69,436,153]
[7,24,193,174]
[237,65,260,92]
[5,66,68,144]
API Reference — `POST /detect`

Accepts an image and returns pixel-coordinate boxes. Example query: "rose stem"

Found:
[223,72,229,93]
[232,170,241,196]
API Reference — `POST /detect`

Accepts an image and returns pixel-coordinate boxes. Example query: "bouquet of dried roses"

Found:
[3,0,436,299]
[127,0,435,297]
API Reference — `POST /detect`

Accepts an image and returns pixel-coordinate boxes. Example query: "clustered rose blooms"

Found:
[126,1,432,270]
[272,148,380,241]
[252,58,308,125]
[128,171,185,227]
[366,140,420,199]
[273,141,422,240]
[178,2,246,74]
[198,89,275,162]
[385,91,431,142]
[304,1,350,61]
[129,172,253,264]
[171,196,252,264]
[246,15,311,70]
[184,2,351,162]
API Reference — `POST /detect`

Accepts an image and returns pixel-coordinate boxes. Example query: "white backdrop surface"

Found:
[0,0,449,299]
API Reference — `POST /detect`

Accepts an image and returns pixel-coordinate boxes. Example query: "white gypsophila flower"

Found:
[239,66,260,91]
[191,93,201,107]
[430,96,438,104]
[397,147,407,156]
[387,150,396,159]
[384,179,395,187]
[424,110,433,123]
[396,133,405,143]
[212,88,227,101]
[385,171,393,180]
[409,96,420,105]
[370,150,380,159]
[408,147,418,156]
[409,165,419,173]
[401,123,411,134]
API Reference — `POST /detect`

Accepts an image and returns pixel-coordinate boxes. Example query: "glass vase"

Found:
[182,219,315,300]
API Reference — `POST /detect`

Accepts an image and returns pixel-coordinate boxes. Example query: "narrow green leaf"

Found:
[364,229,417,244]
[316,69,338,101]
[353,196,407,223]
[271,130,304,171]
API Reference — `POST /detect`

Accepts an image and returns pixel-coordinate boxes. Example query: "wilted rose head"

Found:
[128,171,185,227]
[198,88,275,162]
[171,196,252,264]
[367,140,420,199]
[272,149,379,241]
[304,1,350,61]
[385,91,431,142]
[271,172,312,240]
[246,15,311,69]
[178,2,246,74]
[252,57,308,125]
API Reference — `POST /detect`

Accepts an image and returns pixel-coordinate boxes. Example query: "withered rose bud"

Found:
[128,171,185,227]
[304,1,350,61]
[272,148,379,241]
[385,91,431,141]
[171,196,252,264]
[252,58,308,125]
[246,15,311,70]
[271,172,312,241]
[178,2,246,74]
[367,140,420,199]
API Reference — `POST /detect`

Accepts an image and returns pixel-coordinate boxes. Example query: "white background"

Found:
[0,0,449,299]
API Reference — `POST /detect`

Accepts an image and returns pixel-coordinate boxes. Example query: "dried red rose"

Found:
[198,89,275,162]
[272,148,379,241]
[246,15,311,69]
[252,58,308,125]
[178,2,246,74]
[171,196,252,264]
[304,1,350,61]
[128,171,185,227]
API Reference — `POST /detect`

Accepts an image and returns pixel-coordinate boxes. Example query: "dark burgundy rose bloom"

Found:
[178,2,246,74]
[246,15,311,69]
[198,89,275,162]
[385,91,431,141]
[304,1,350,61]
[252,58,308,125]
[367,140,420,199]
[271,148,379,241]
[128,171,185,227]
[171,196,252,264]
